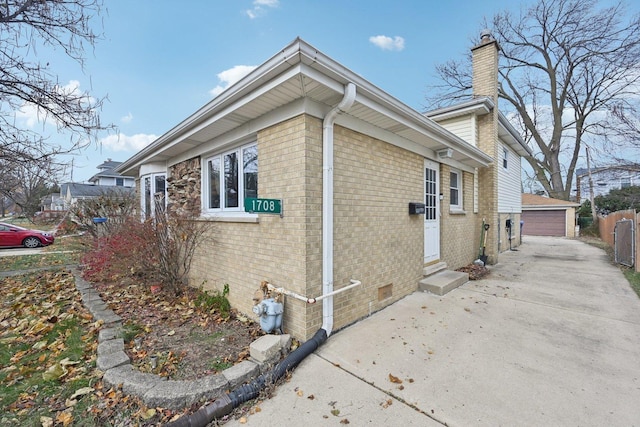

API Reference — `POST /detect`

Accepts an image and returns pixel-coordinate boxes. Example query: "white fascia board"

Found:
[498,114,531,156]
[334,113,478,174]
[178,65,306,139]
[427,99,493,121]
[139,163,168,176]
[118,40,307,175]
[355,94,492,167]
[170,98,324,166]
[523,204,578,210]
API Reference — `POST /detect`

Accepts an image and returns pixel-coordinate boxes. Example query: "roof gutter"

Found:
[322,82,356,336]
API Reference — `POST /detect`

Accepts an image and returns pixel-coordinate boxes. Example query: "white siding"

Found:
[437,116,477,146]
[577,169,640,202]
[498,142,521,213]
[97,177,116,186]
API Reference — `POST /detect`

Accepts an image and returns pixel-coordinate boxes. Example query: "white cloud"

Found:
[99,133,158,152]
[209,65,257,97]
[369,35,405,51]
[15,103,40,128]
[121,112,133,123]
[245,0,279,19]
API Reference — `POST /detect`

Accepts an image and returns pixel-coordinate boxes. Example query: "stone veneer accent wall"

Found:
[167,157,201,215]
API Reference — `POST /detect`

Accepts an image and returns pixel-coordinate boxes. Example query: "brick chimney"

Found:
[472,29,500,264]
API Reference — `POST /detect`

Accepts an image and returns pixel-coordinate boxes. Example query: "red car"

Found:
[0,222,55,248]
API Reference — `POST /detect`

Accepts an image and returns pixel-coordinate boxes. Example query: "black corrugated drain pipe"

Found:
[165,328,328,427]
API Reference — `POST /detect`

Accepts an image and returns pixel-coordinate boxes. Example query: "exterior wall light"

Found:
[437,148,454,159]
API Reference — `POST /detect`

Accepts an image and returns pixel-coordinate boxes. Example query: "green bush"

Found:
[194,284,231,318]
[594,185,640,215]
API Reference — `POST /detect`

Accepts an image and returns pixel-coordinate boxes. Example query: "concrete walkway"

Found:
[227,236,640,426]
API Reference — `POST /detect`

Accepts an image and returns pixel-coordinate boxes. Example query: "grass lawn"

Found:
[0,235,86,272]
[622,269,640,299]
[0,232,228,425]
[0,269,102,426]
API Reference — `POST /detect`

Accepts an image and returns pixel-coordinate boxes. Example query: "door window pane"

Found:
[425,167,437,220]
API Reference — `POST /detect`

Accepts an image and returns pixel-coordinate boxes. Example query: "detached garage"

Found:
[521,194,579,237]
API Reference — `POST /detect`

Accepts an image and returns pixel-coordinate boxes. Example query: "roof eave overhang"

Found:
[117,38,493,175]
[426,97,532,159]
[498,114,532,157]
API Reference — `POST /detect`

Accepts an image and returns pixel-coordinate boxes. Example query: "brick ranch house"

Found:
[117,35,530,341]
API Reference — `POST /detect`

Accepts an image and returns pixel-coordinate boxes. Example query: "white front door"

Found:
[424,160,440,263]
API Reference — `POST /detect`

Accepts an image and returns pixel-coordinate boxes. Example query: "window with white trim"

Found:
[502,147,509,169]
[450,169,463,211]
[205,143,257,212]
[141,173,166,219]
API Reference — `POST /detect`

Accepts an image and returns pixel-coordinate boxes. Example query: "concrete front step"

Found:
[422,261,447,277]
[419,270,469,296]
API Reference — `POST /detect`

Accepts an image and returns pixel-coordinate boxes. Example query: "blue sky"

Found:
[27,0,620,182]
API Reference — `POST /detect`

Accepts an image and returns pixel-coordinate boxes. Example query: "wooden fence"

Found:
[598,209,640,272]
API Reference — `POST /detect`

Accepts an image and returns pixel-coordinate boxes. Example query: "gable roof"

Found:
[97,160,123,170]
[62,183,134,199]
[522,193,579,209]
[89,160,129,183]
[576,164,640,178]
[117,38,493,177]
[425,98,532,157]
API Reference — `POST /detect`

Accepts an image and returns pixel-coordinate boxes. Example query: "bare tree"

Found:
[426,0,640,200]
[155,197,211,295]
[0,0,111,175]
[0,157,62,218]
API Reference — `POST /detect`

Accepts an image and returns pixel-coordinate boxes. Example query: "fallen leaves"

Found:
[456,263,489,280]
[388,373,403,384]
[55,410,73,426]
[1,269,187,426]
[94,277,262,381]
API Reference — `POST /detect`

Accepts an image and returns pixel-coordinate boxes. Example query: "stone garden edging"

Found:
[72,270,290,410]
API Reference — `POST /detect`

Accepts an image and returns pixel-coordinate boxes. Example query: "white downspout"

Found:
[322,82,356,336]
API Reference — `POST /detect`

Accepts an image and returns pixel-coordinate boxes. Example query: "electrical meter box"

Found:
[408,202,426,215]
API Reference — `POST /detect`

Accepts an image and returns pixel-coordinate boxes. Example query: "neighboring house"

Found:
[59,183,134,210]
[117,36,529,341]
[40,192,64,211]
[47,160,135,211]
[521,193,579,237]
[575,165,640,203]
[88,159,135,187]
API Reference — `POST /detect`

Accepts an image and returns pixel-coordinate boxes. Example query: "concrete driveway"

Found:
[228,236,640,426]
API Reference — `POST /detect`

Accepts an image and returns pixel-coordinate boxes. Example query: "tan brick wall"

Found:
[332,125,424,332]
[473,38,500,264]
[186,115,437,340]
[440,167,478,269]
[190,114,321,340]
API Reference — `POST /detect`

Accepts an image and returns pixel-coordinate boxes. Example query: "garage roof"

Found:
[522,193,579,210]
